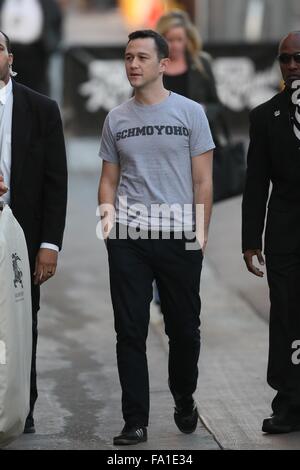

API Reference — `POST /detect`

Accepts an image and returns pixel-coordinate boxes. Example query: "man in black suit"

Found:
[242,31,300,434]
[0,31,67,433]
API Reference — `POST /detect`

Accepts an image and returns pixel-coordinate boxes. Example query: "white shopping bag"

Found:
[0,204,32,447]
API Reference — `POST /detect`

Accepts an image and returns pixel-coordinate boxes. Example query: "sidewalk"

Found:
[5,140,300,450]
[153,194,300,450]
[5,159,219,451]
[153,258,300,450]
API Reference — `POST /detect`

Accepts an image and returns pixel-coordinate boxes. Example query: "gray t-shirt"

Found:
[99,92,215,230]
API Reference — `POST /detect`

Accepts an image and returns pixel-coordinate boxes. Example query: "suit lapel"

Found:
[10,80,32,202]
[271,91,290,132]
[271,90,300,151]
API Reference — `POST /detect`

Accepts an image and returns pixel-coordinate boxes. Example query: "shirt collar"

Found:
[0,79,12,105]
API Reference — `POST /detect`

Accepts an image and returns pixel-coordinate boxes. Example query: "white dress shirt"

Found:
[0,79,58,252]
[1,0,43,44]
[0,78,13,206]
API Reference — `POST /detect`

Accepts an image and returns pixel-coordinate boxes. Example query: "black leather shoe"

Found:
[24,416,36,434]
[174,399,199,434]
[262,415,300,434]
[113,424,147,446]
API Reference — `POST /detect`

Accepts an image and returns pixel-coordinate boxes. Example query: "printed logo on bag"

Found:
[0,340,6,365]
[12,253,23,289]
[12,253,25,302]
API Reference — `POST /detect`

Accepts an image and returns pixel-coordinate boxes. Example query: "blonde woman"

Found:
[156,9,220,123]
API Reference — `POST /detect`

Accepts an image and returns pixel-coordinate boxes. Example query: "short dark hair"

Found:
[0,31,12,53]
[127,30,169,60]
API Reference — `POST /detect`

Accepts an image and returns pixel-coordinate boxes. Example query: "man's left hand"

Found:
[201,239,207,253]
[196,232,208,253]
[34,248,58,285]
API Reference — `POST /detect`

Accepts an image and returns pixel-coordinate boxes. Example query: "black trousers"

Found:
[107,226,203,427]
[266,253,300,421]
[28,280,40,419]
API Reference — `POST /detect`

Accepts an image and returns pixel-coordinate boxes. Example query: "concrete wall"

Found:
[196,0,300,43]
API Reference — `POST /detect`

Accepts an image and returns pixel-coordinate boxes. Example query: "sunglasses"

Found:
[278,52,300,64]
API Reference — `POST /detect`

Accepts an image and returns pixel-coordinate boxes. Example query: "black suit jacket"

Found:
[10,80,67,270]
[242,89,300,254]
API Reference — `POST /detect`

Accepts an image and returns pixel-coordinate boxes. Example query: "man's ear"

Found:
[159,57,170,73]
[8,53,13,67]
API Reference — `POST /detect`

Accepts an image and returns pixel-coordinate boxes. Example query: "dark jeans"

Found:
[107,225,203,427]
[266,253,300,421]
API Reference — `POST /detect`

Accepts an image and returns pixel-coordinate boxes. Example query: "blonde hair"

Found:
[156,9,204,72]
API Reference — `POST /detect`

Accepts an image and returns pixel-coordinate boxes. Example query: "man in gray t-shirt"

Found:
[98,30,214,446]
[100,91,214,230]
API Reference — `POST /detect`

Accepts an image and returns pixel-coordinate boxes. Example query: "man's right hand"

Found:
[0,175,8,197]
[243,249,265,277]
